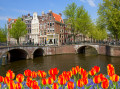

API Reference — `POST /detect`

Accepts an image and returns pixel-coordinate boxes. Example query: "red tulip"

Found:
[81,70,88,78]
[26,77,32,83]
[15,82,22,89]
[38,70,47,78]
[82,78,88,85]
[32,85,40,89]
[101,78,109,89]
[16,74,24,83]
[58,76,66,85]
[42,78,47,85]
[110,74,119,82]
[79,68,85,75]
[89,68,96,76]
[93,75,101,84]
[72,67,77,75]
[52,83,59,89]
[6,70,15,80]
[98,73,105,82]
[48,68,59,76]
[31,71,37,79]
[67,81,74,89]
[24,69,32,77]
[47,77,54,85]
[77,79,84,87]
[4,76,10,84]
[0,76,4,82]
[94,66,100,73]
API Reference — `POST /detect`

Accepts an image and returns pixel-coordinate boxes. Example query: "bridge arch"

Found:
[33,48,44,58]
[76,45,98,54]
[1,48,29,62]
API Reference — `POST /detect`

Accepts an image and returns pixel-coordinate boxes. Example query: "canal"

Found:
[0,54,120,76]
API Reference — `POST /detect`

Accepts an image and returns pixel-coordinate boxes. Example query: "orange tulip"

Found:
[24,69,32,77]
[8,81,15,89]
[77,79,84,87]
[101,78,109,89]
[0,76,4,82]
[26,77,32,83]
[26,80,33,88]
[98,73,105,82]
[67,71,72,77]
[31,80,38,87]
[79,68,85,75]
[16,74,24,83]
[93,75,101,84]
[76,66,80,72]
[6,70,15,80]
[58,76,66,85]
[67,81,74,89]
[52,83,59,89]
[15,82,22,89]
[31,71,37,79]
[42,78,47,85]
[47,77,54,85]
[110,74,119,82]
[81,70,88,78]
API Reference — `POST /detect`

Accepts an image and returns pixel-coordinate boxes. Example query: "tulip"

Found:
[77,79,84,88]
[24,69,32,77]
[32,85,40,89]
[52,83,59,89]
[98,73,105,82]
[58,76,66,85]
[47,77,54,85]
[93,75,101,84]
[16,74,24,83]
[8,81,15,89]
[4,76,10,84]
[26,80,33,88]
[110,74,119,82]
[76,66,80,72]
[26,77,32,83]
[71,67,77,75]
[31,71,37,79]
[94,66,100,73]
[81,70,88,78]
[42,78,47,85]
[101,78,109,89]
[38,70,47,78]
[67,81,74,89]
[82,78,88,85]
[0,76,4,82]
[6,70,15,80]
[15,82,22,89]
[48,68,59,76]
[79,68,85,75]
[31,80,38,87]
[89,68,96,76]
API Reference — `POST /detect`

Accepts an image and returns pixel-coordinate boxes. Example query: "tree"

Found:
[98,0,120,42]
[0,25,7,43]
[9,18,27,44]
[63,3,93,43]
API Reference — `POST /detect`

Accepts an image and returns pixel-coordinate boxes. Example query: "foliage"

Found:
[98,0,120,41]
[63,3,93,43]
[0,24,7,43]
[9,18,27,44]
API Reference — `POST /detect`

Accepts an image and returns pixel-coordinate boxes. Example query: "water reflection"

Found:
[0,54,120,77]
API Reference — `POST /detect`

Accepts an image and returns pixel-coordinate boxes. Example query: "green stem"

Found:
[84,85,86,89]
[78,73,79,79]
[97,84,99,89]
[62,85,63,89]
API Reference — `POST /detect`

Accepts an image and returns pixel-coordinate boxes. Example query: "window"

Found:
[48,23,49,25]
[44,31,46,35]
[50,17,51,20]
[29,29,31,33]
[50,23,52,26]
[53,23,54,25]
[49,14,51,16]
[60,34,61,38]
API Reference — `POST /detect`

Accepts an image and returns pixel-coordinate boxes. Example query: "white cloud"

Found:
[80,0,96,7]
[12,9,32,14]
[0,16,8,21]
[87,0,96,7]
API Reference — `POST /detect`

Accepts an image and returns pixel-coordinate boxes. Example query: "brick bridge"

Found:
[0,44,120,65]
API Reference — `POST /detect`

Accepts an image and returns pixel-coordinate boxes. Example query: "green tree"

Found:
[0,25,7,43]
[63,3,93,43]
[9,18,27,44]
[98,0,120,42]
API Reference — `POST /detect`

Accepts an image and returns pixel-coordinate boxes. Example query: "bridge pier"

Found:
[2,56,6,65]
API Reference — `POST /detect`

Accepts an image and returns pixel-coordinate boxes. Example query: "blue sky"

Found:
[0,0,102,28]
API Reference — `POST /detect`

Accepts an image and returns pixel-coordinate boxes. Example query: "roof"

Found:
[8,18,16,22]
[52,13,64,23]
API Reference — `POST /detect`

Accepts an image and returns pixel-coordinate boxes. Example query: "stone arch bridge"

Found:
[0,44,119,64]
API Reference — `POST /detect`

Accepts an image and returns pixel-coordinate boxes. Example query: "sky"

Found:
[0,0,102,28]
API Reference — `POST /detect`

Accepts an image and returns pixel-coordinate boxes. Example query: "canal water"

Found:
[0,54,120,76]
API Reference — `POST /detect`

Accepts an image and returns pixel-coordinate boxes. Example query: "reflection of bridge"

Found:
[0,44,120,65]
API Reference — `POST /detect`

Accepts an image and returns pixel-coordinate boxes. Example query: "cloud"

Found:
[0,16,8,21]
[12,9,32,14]
[87,0,96,7]
[80,0,96,7]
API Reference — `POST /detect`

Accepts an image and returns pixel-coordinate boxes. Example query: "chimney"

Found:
[59,13,62,17]
[42,11,45,16]
[28,13,30,16]
[49,10,52,13]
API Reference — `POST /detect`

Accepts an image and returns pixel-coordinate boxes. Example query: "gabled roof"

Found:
[8,18,16,22]
[52,13,64,23]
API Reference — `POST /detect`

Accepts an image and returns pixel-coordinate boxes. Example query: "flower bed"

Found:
[0,64,120,89]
